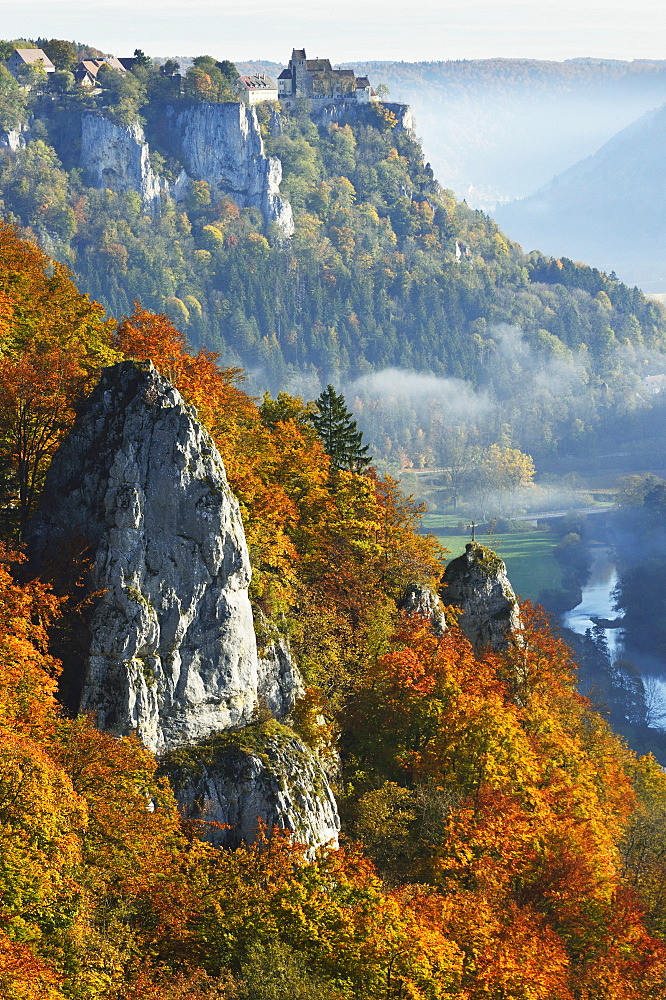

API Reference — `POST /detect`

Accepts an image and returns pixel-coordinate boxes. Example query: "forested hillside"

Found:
[2,47,666,472]
[3,219,666,999]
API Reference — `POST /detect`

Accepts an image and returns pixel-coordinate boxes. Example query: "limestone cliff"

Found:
[399,582,447,635]
[255,610,304,718]
[28,360,338,849]
[0,128,25,151]
[29,361,258,754]
[81,113,165,212]
[440,543,520,651]
[169,102,294,235]
[315,101,414,133]
[165,723,339,850]
[79,104,294,234]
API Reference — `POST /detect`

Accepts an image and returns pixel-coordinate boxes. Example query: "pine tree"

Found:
[312,385,372,471]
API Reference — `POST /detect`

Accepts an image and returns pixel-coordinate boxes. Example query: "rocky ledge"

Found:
[164,722,339,850]
[440,543,521,651]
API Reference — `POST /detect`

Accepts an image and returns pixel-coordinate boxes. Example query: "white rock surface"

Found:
[257,637,304,718]
[80,113,166,212]
[29,360,340,848]
[399,582,447,635]
[80,104,294,234]
[29,361,260,754]
[254,608,304,718]
[0,128,25,151]
[440,543,521,651]
[166,726,340,850]
[172,102,294,235]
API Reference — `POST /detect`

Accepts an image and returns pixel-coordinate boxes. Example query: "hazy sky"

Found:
[4,0,666,63]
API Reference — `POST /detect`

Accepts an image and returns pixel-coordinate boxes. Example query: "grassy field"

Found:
[421,516,563,603]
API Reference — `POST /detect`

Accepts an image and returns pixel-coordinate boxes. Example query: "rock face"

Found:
[171,103,294,235]
[80,104,294,234]
[258,639,304,719]
[28,360,338,850]
[315,100,414,134]
[165,724,340,850]
[254,608,304,718]
[399,583,447,635]
[29,361,259,754]
[440,543,520,651]
[81,114,165,212]
[0,128,25,151]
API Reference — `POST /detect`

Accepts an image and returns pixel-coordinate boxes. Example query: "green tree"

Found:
[41,39,77,71]
[133,48,151,68]
[0,64,28,131]
[312,384,372,471]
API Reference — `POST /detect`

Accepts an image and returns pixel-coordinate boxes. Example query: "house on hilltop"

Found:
[238,73,278,105]
[74,57,127,87]
[278,48,377,103]
[7,48,55,82]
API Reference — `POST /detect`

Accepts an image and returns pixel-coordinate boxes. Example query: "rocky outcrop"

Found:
[440,543,520,651]
[170,102,293,235]
[399,583,447,635]
[81,113,165,212]
[28,360,260,754]
[79,104,294,234]
[27,360,339,850]
[0,128,25,151]
[165,723,340,850]
[258,643,304,719]
[315,100,414,133]
[254,608,304,718]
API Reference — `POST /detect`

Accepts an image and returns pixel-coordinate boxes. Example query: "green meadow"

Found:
[421,515,563,603]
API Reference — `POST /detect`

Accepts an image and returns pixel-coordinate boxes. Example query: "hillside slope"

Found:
[496,104,666,291]
[3,52,666,468]
[3,220,666,998]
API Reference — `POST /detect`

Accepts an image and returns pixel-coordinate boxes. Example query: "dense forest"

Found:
[3,41,666,475]
[4,214,666,999]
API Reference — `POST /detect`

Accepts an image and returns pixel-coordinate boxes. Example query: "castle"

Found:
[278,48,377,103]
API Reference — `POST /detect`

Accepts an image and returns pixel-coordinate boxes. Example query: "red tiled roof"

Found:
[240,74,277,90]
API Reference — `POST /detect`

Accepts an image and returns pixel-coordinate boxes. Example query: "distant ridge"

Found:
[495,103,666,292]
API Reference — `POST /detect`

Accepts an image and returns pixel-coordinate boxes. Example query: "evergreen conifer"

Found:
[312,384,372,471]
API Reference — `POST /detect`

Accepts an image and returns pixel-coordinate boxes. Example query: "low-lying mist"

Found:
[340,323,666,484]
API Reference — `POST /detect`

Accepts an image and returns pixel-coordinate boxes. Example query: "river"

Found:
[561,544,624,660]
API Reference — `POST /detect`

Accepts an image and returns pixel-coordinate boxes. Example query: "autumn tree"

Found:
[0,223,116,536]
[439,423,479,510]
[41,38,77,71]
[470,442,536,519]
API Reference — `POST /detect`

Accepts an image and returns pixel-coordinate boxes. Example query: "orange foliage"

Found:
[0,929,66,999]
[0,223,116,535]
[348,607,666,996]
